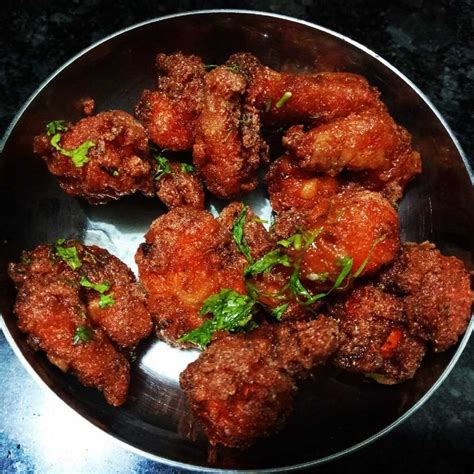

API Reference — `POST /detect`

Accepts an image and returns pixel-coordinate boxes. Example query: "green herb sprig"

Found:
[80,276,115,309]
[54,239,82,270]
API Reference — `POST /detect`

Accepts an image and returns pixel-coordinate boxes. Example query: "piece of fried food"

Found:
[228,53,380,126]
[329,285,426,384]
[33,110,153,204]
[283,107,421,202]
[218,201,273,260]
[180,316,339,448]
[135,207,247,345]
[193,65,268,199]
[8,245,134,406]
[155,161,205,209]
[377,242,473,352]
[266,155,340,213]
[135,52,206,151]
[274,189,400,283]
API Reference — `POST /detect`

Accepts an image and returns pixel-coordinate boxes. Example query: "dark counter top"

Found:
[1,1,473,473]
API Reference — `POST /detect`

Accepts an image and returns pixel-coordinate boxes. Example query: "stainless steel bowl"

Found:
[1,10,473,472]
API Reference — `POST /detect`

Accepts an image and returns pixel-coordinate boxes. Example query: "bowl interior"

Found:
[1,11,473,471]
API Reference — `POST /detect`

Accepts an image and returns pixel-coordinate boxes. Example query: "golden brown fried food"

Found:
[135,207,247,346]
[266,155,340,213]
[283,107,421,201]
[218,201,273,260]
[135,53,205,151]
[180,316,339,448]
[329,285,426,384]
[8,245,133,406]
[33,110,153,204]
[274,189,400,283]
[155,161,205,209]
[378,242,473,352]
[193,65,268,199]
[228,53,380,126]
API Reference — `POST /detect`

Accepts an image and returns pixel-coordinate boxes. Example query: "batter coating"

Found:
[33,110,153,204]
[180,316,339,448]
[135,207,247,346]
[135,52,206,151]
[193,65,268,199]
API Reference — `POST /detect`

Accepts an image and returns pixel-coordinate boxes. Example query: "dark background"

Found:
[0,1,473,473]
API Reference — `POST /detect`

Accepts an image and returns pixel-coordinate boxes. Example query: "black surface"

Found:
[0,1,473,473]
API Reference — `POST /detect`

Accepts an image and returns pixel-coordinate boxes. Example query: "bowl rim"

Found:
[1,8,473,473]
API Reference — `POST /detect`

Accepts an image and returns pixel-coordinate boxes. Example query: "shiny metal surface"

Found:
[0,10,473,472]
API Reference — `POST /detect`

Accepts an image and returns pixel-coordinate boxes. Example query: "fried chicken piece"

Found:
[266,155,340,213]
[193,65,268,199]
[33,110,153,204]
[228,53,380,126]
[329,285,426,384]
[377,242,473,352]
[218,201,273,260]
[155,161,205,209]
[8,245,132,406]
[74,243,153,348]
[283,107,421,202]
[135,53,205,151]
[135,207,247,346]
[180,316,339,448]
[274,189,400,283]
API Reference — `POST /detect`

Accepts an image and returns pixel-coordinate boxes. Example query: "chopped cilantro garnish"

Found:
[178,289,256,348]
[99,293,115,309]
[79,276,110,293]
[54,239,82,270]
[352,235,386,278]
[73,326,92,345]
[226,64,241,74]
[80,277,115,309]
[231,206,253,264]
[154,155,172,181]
[46,120,68,136]
[181,163,195,173]
[205,64,218,71]
[244,249,291,278]
[271,303,289,321]
[275,91,292,108]
[50,133,95,167]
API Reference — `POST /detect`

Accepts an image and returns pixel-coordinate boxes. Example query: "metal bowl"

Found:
[0,10,473,472]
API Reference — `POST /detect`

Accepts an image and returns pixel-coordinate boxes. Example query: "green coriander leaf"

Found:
[271,303,289,321]
[180,163,195,173]
[54,240,82,270]
[231,206,253,264]
[244,249,292,278]
[275,91,292,108]
[46,120,68,136]
[178,289,256,348]
[99,292,115,309]
[278,233,302,250]
[288,267,313,301]
[226,64,241,74]
[79,276,110,294]
[205,64,218,71]
[73,326,92,345]
[252,217,268,224]
[50,133,95,168]
[154,155,172,181]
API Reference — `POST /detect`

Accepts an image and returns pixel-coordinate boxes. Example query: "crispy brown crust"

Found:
[33,110,153,204]
[155,161,205,209]
[283,107,422,202]
[329,285,426,384]
[135,53,206,151]
[377,242,473,352]
[7,243,154,406]
[193,65,268,199]
[135,207,247,346]
[180,316,339,448]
